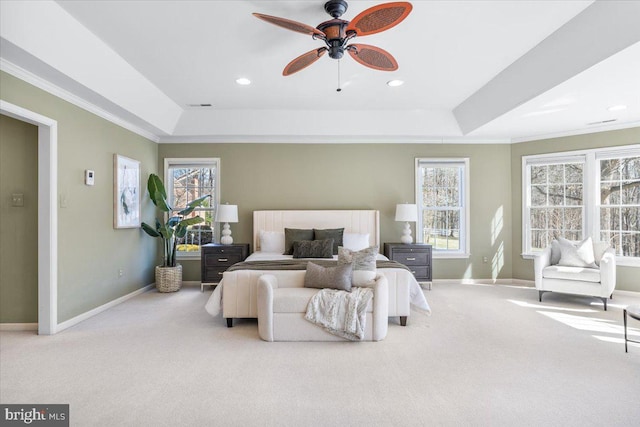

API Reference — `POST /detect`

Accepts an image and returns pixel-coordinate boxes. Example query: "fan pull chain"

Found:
[336,60,342,92]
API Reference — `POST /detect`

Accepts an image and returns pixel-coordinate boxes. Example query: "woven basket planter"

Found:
[155,264,182,293]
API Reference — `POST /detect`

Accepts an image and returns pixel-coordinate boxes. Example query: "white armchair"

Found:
[534,238,616,310]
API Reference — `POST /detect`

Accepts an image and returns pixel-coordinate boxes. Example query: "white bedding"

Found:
[204,251,431,317]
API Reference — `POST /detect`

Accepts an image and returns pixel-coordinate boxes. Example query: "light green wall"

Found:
[2,68,637,326]
[0,115,38,323]
[0,71,159,323]
[158,143,513,282]
[511,127,640,292]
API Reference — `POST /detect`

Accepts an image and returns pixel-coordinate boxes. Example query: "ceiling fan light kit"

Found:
[253,1,412,76]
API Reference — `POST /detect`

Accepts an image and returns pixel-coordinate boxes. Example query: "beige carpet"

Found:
[1,283,639,426]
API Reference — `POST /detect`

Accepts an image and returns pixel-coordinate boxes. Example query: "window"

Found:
[415,158,470,257]
[523,145,640,265]
[598,153,640,257]
[164,158,220,258]
[527,158,585,251]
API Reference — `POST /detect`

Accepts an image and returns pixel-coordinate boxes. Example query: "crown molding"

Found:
[511,120,640,144]
[1,58,160,143]
[157,134,512,144]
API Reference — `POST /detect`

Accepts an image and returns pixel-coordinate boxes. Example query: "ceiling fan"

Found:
[253,0,413,76]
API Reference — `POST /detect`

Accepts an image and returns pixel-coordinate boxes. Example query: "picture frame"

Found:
[113,154,141,229]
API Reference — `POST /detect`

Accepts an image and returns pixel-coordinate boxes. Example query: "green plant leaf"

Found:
[177,195,211,216]
[179,216,204,228]
[147,174,171,212]
[175,223,188,239]
[158,224,174,240]
[147,173,166,199]
[141,222,160,237]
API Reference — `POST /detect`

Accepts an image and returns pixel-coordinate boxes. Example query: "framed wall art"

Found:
[113,154,141,229]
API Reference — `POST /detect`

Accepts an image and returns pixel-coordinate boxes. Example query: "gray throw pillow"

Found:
[283,228,314,255]
[304,262,353,292]
[313,228,344,255]
[338,246,378,286]
[292,239,334,259]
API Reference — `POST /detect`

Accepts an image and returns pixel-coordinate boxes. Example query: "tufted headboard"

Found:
[253,210,380,252]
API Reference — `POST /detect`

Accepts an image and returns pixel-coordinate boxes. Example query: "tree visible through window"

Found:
[528,161,584,251]
[523,147,640,262]
[416,158,469,255]
[599,156,640,257]
[165,158,220,256]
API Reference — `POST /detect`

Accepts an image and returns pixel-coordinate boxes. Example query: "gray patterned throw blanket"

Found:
[226,259,411,272]
[305,287,373,341]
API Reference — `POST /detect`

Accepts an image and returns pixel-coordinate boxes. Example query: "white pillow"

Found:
[550,240,561,265]
[557,237,597,268]
[342,233,370,251]
[259,231,285,253]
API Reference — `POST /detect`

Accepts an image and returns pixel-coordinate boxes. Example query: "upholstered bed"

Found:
[204,210,430,326]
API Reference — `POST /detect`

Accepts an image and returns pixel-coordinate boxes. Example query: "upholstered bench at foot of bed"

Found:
[257,274,389,342]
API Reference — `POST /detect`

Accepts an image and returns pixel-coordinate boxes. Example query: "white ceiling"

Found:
[1,0,639,143]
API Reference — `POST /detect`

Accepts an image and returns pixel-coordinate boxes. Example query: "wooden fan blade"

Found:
[253,13,326,38]
[283,48,328,76]
[347,44,398,71]
[345,2,412,37]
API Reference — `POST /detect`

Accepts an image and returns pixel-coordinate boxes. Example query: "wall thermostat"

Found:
[85,169,95,186]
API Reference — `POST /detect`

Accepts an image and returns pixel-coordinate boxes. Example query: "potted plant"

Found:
[141,173,210,292]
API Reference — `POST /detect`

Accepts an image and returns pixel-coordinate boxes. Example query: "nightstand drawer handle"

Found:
[218,258,228,262]
[406,257,416,261]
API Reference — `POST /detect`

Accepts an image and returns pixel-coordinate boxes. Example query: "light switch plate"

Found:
[85,169,95,186]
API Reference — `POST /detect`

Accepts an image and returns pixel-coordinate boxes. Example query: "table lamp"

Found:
[216,204,238,245]
[395,203,417,244]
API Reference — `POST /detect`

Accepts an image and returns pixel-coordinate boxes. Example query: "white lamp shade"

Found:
[216,204,238,223]
[395,204,417,222]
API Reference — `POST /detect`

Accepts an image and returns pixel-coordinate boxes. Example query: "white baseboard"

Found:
[56,284,154,333]
[0,323,38,331]
[433,278,535,287]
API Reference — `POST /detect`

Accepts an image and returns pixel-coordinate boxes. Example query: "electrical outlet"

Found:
[118,269,124,278]
[11,193,24,207]
[482,256,488,263]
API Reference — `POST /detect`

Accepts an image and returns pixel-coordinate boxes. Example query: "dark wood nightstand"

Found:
[200,243,250,291]
[384,243,432,289]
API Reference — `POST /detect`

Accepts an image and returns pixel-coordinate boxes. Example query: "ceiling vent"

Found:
[587,119,617,125]
[186,103,213,108]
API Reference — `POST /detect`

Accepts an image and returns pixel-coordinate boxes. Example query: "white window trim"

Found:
[164,157,221,260]
[415,157,470,259]
[521,153,588,257]
[522,145,640,267]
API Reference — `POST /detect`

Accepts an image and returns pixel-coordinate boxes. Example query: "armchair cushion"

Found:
[542,265,601,283]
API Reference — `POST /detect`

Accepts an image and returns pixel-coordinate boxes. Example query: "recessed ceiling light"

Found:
[522,108,567,118]
[236,78,251,86]
[607,105,627,112]
[387,80,404,87]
